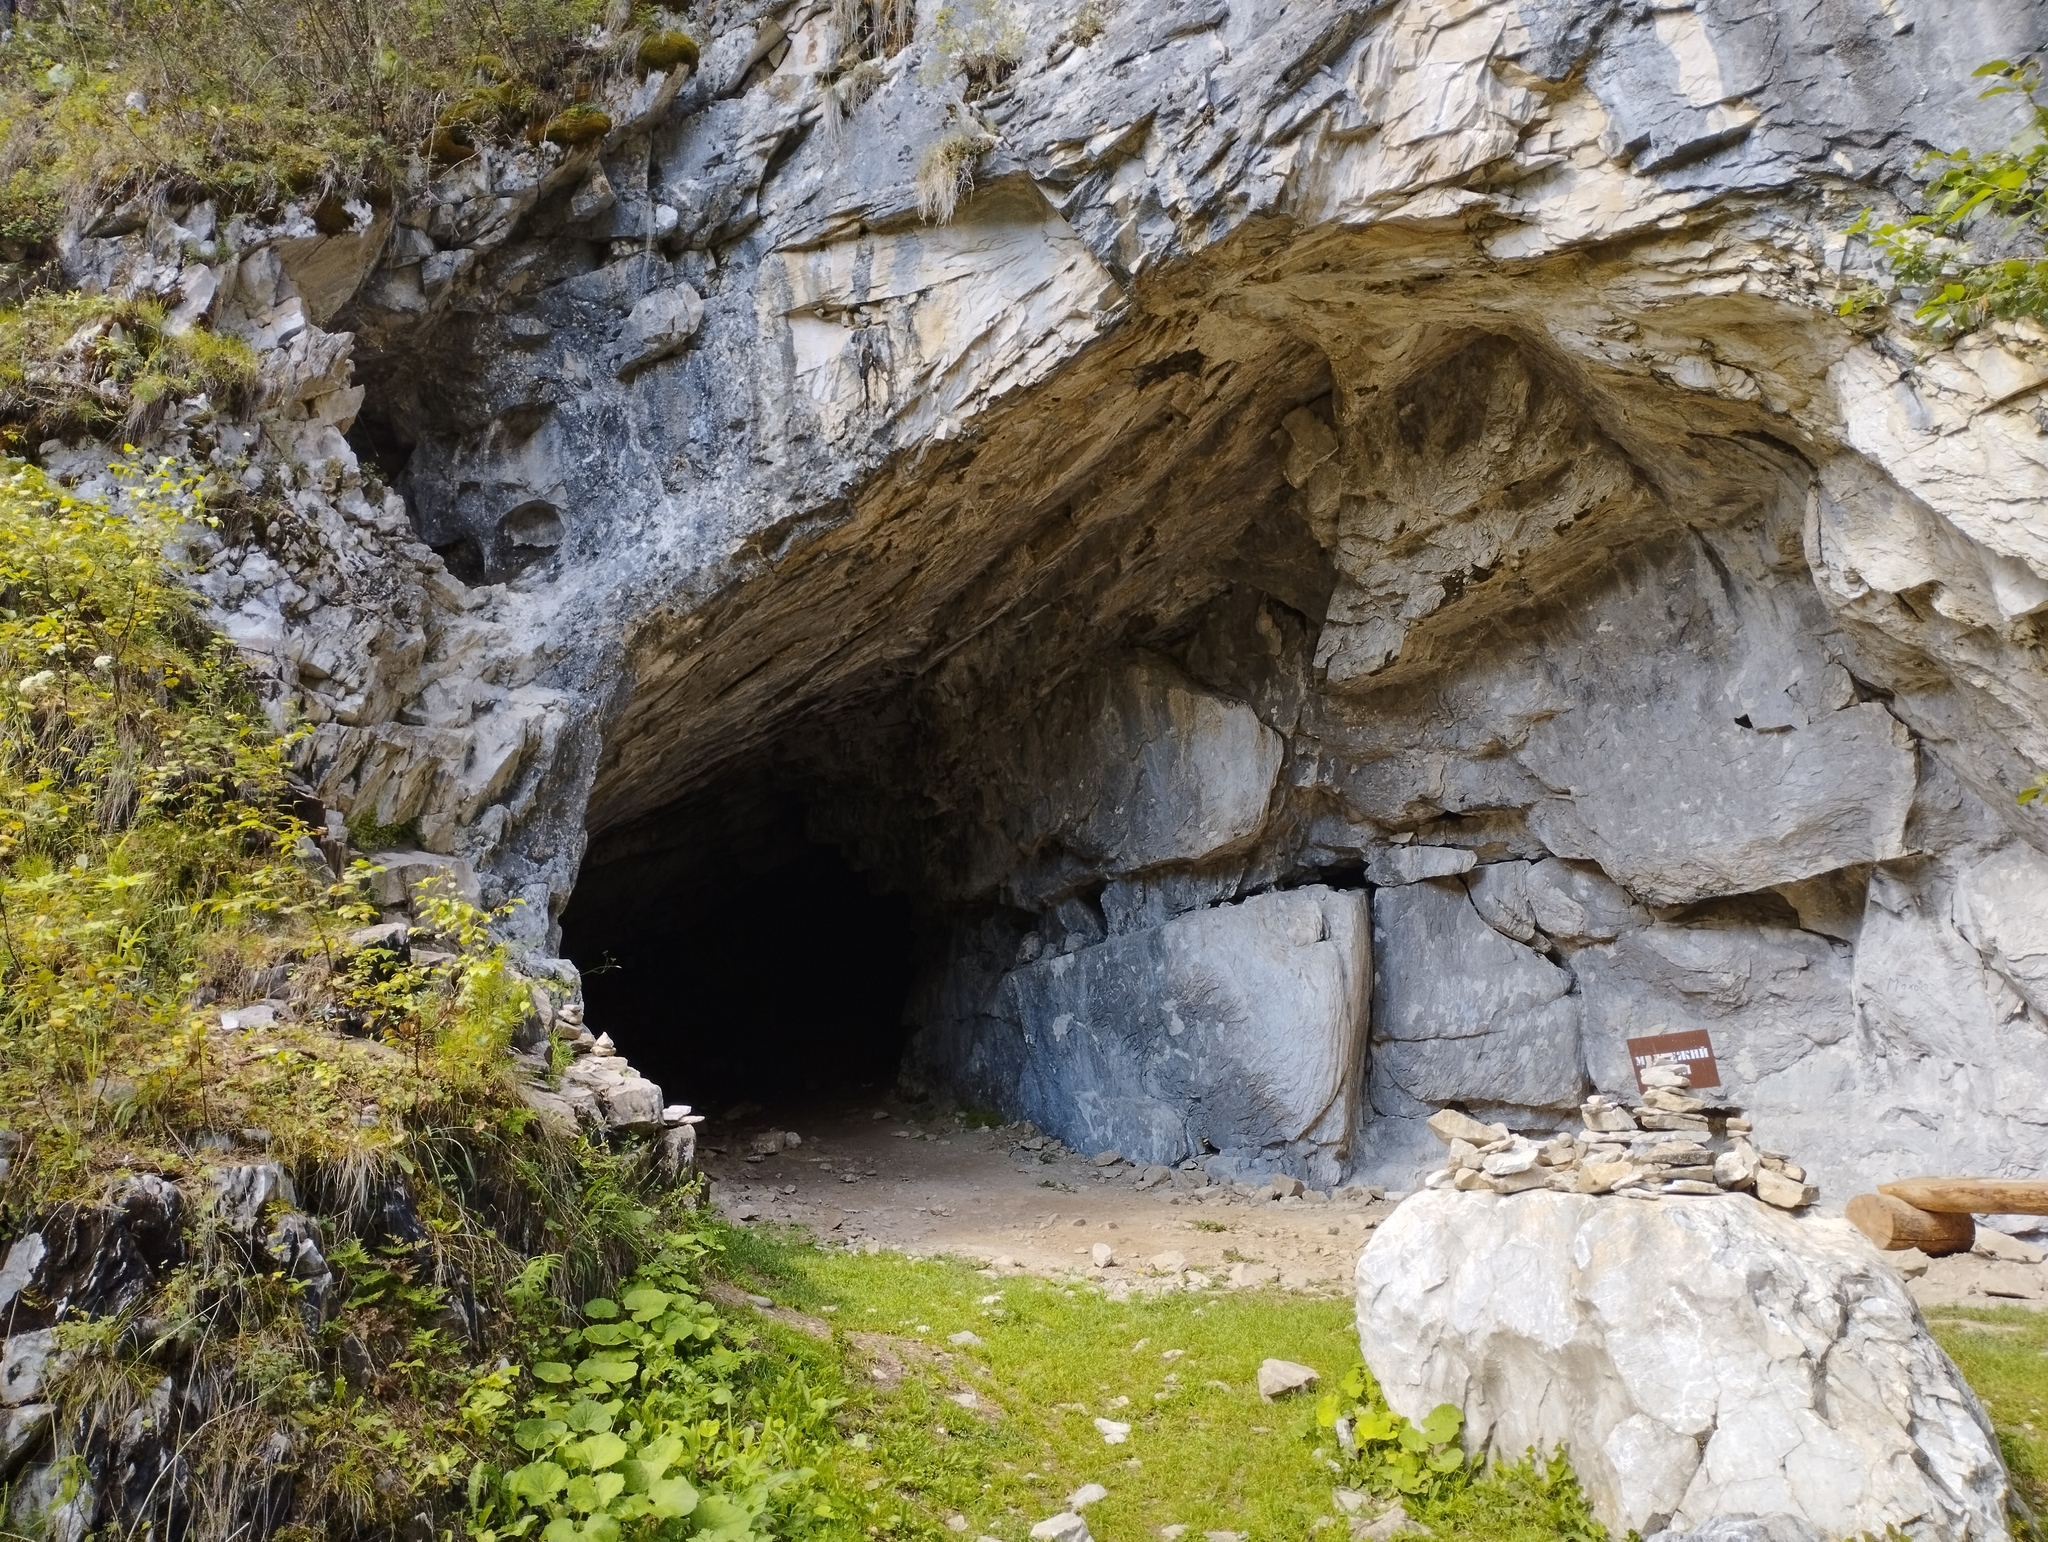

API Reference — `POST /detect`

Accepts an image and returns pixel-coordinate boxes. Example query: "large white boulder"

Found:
[1357,1190,2010,1541]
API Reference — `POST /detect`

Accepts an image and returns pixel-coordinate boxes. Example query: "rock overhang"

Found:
[101,0,2046,1198]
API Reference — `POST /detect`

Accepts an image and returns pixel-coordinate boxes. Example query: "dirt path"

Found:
[696,1097,2048,1310]
[698,1098,1396,1294]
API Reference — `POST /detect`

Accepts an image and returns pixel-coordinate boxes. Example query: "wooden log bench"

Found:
[1846,1178,2048,1258]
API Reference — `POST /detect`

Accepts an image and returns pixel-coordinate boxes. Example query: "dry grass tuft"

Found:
[916,126,998,224]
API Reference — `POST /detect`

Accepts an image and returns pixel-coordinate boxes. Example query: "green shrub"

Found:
[545,105,616,147]
[924,0,1025,97]
[1845,59,2048,333]
[471,1235,843,1542]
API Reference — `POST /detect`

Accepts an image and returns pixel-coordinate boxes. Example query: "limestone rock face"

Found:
[49,0,2048,1192]
[922,886,1369,1182]
[1357,1190,2010,1540]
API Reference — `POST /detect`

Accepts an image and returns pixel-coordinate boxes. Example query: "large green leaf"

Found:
[565,1400,614,1433]
[690,1494,757,1542]
[646,1476,699,1519]
[578,1432,629,1470]
[507,1461,568,1504]
[639,1435,685,1476]
[622,1287,674,1320]
[532,1361,574,1384]
[583,1298,621,1320]
[575,1356,638,1385]
[580,1323,634,1346]
[1417,1403,1463,1444]
[566,1471,626,1515]
[1355,1407,1399,1442]
[514,1418,568,1453]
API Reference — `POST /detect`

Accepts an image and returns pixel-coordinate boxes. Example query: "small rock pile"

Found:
[520,996,700,1173]
[1422,1063,1818,1209]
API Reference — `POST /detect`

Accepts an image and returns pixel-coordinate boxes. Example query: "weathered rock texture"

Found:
[1358,1189,2010,1539]
[51,0,2048,1190]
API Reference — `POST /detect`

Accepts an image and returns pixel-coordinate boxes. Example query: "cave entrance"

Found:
[557,783,919,1117]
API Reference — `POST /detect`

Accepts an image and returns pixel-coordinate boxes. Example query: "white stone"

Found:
[0,1332,60,1407]
[989,886,1369,1175]
[1092,1418,1130,1444]
[1753,1168,1816,1210]
[1030,1515,1093,1542]
[1067,1483,1109,1509]
[1974,1230,2046,1265]
[1357,1190,2008,1539]
[616,284,704,376]
[1256,1358,1319,1401]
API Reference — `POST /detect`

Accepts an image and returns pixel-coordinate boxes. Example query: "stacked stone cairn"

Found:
[1422,1062,1819,1209]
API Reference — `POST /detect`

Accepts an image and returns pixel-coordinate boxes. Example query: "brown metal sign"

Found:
[1626,1028,1722,1092]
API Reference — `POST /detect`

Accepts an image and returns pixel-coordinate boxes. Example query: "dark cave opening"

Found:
[557,785,921,1116]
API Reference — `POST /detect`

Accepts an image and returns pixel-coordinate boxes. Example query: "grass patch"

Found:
[712,1225,1616,1542]
[0,0,702,258]
[1929,1306,2048,1516]
[0,292,256,454]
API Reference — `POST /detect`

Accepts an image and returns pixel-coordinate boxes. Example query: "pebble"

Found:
[1352,1501,1431,1539]
[1030,1515,1093,1542]
[1094,1417,1131,1444]
[1091,1243,1115,1268]
[949,1330,984,1347]
[1067,1483,1109,1509]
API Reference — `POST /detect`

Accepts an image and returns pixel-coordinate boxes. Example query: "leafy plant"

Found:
[0,0,630,252]
[472,1236,840,1542]
[1317,1363,1467,1501]
[1844,58,2048,333]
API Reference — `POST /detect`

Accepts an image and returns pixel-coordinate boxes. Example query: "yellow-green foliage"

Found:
[0,456,812,1537]
[0,0,616,248]
[923,0,1025,98]
[0,457,517,1206]
[0,292,257,453]
[0,460,302,1093]
[544,104,616,148]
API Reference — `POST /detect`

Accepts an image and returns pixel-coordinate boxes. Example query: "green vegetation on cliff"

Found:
[0,458,837,1540]
[1847,58,2048,332]
[0,0,702,265]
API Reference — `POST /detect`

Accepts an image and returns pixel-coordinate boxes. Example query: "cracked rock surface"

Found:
[47,0,2048,1197]
[1358,1188,2011,1540]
